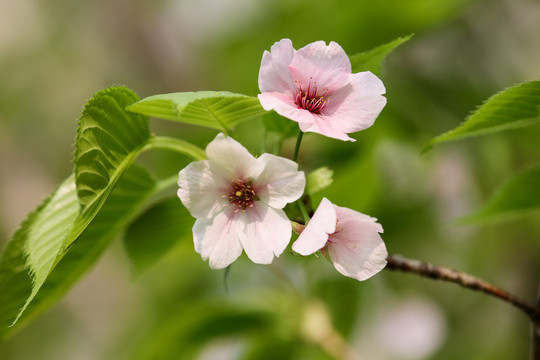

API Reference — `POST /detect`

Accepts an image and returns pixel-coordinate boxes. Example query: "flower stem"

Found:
[385,254,539,322]
[292,129,304,162]
[297,199,310,225]
[143,136,206,160]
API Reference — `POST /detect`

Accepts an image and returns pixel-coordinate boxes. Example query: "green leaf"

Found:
[127,91,267,132]
[0,86,151,330]
[349,34,413,76]
[124,197,193,276]
[262,111,298,139]
[306,167,334,196]
[424,80,540,153]
[75,86,150,212]
[20,165,155,336]
[460,165,540,223]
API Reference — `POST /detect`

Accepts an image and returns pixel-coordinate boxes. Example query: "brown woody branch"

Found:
[385,254,539,323]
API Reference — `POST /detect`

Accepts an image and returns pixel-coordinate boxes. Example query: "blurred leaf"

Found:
[461,165,540,223]
[132,303,273,360]
[306,167,334,196]
[424,80,540,153]
[349,34,413,76]
[262,111,298,139]
[124,197,193,277]
[5,165,156,339]
[127,91,267,132]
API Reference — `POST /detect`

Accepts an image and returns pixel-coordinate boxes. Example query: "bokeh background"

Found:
[1,0,539,359]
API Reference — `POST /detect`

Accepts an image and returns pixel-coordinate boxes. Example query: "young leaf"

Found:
[424,80,540,153]
[349,34,413,76]
[124,197,193,277]
[0,165,155,339]
[75,86,150,212]
[126,91,267,132]
[460,165,540,223]
[306,167,334,195]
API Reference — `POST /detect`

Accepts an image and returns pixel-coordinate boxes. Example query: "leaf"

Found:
[349,34,413,76]
[262,111,298,139]
[460,165,540,223]
[306,167,334,195]
[75,86,150,212]
[124,197,193,276]
[0,165,155,339]
[424,80,540,153]
[127,91,267,132]
[0,86,151,329]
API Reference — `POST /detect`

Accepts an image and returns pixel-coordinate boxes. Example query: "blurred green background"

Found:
[1,0,539,359]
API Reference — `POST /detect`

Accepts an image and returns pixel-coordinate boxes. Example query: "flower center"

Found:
[228,180,258,213]
[294,77,329,114]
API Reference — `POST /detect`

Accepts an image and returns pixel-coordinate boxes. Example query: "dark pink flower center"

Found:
[294,77,329,114]
[228,180,258,213]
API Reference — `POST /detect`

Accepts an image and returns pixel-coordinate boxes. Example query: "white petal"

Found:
[237,204,291,264]
[255,153,305,209]
[328,205,387,281]
[323,71,386,134]
[205,133,263,180]
[177,160,229,219]
[292,198,337,255]
[192,209,243,269]
[258,39,296,94]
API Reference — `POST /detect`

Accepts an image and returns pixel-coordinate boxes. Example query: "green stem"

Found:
[143,136,206,161]
[292,130,304,162]
[297,199,310,225]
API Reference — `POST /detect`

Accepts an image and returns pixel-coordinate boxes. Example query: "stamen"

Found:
[227,179,258,211]
[294,78,330,114]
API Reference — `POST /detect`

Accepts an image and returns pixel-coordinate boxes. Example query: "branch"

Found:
[385,254,539,322]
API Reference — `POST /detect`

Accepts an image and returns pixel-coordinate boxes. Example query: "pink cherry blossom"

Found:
[178,133,305,269]
[258,39,386,141]
[292,198,387,281]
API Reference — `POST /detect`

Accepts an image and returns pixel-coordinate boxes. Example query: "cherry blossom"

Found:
[178,133,305,269]
[258,39,386,141]
[292,198,387,281]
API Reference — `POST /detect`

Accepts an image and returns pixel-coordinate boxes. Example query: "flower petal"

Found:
[178,160,229,218]
[289,41,350,94]
[299,115,355,141]
[292,198,337,255]
[192,209,243,269]
[323,71,386,134]
[257,92,315,125]
[258,38,296,94]
[328,205,387,281]
[205,133,263,180]
[255,153,305,209]
[237,204,291,264]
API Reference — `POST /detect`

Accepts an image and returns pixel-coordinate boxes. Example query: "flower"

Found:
[177,133,306,269]
[258,39,386,142]
[292,197,387,281]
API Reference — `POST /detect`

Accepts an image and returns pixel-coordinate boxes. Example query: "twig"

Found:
[531,281,540,360]
[385,254,538,322]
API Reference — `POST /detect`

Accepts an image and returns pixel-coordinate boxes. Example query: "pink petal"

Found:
[258,39,296,94]
[205,133,263,180]
[237,204,291,264]
[323,71,386,134]
[299,115,355,141]
[292,198,337,255]
[178,160,230,218]
[289,41,350,94]
[192,209,243,269]
[255,153,305,209]
[328,205,387,281]
[258,92,315,125]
